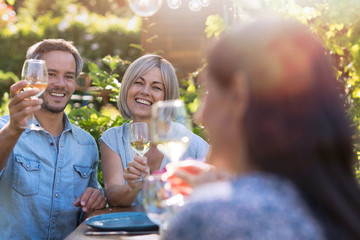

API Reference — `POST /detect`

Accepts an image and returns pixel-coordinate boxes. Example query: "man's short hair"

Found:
[26,39,83,77]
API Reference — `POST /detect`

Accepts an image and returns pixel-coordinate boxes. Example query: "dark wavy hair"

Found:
[208,18,360,239]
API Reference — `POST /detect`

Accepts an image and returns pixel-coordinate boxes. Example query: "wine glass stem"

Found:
[132,165,149,182]
[30,114,35,125]
[159,222,168,239]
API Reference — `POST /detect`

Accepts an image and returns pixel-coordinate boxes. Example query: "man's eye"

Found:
[48,73,55,77]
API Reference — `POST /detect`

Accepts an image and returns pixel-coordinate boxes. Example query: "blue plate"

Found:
[84,212,158,231]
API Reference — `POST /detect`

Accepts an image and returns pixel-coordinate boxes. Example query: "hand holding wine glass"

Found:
[129,122,151,182]
[20,59,48,131]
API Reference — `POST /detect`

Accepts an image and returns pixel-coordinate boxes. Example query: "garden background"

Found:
[1,0,360,185]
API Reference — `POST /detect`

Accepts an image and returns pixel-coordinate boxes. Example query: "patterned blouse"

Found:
[165,173,324,240]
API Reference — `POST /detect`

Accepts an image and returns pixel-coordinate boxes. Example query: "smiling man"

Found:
[0,39,106,240]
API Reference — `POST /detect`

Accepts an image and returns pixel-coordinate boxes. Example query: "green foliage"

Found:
[0,1,141,84]
[6,0,15,5]
[18,0,75,18]
[205,14,226,39]
[68,105,128,153]
[0,70,18,104]
[0,92,9,116]
[179,71,208,142]
[88,55,130,103]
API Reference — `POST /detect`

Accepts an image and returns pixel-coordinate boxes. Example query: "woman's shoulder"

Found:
[184,132,209,159]
[99,123,130,153]
[167,174,324,240]
[101,123,129,139]
[190,131,208,145]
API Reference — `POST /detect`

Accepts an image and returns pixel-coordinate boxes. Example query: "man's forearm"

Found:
[0,122,22,171]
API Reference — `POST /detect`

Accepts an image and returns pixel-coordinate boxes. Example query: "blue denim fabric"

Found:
[0,114,101,240]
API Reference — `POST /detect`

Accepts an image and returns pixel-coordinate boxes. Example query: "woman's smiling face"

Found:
[127,67,165,121]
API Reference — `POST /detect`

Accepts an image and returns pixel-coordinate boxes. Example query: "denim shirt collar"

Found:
[24,113,73,135]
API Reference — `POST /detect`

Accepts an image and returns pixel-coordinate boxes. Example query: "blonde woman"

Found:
[100,54,209,206]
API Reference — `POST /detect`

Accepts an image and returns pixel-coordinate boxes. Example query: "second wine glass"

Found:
[143,174,183,238]
[151,99,192,163]
[129,122,151,182]
[21,59,48,131]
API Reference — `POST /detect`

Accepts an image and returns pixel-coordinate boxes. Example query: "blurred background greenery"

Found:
[1,0,360,185]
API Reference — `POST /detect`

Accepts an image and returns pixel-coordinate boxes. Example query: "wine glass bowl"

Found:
[151,99,192,163]
[129,122,151,182]
[142,174,170,226]
[21,59,48,130]
[142,174,182,237]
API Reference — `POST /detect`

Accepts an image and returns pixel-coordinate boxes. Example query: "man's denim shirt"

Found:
[0,114,101,240]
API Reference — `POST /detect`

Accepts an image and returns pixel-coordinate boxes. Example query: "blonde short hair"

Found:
[118,54,180,119]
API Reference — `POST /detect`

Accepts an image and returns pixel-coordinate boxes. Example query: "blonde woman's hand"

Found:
[123,156,148,189]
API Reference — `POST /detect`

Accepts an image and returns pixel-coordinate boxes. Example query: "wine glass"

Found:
[151,99,192,164]
[21,59,48,131]
[129,122,151,182]
[143,174,184,238]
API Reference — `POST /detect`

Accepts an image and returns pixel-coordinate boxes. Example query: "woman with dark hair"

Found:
[165,18,360,240]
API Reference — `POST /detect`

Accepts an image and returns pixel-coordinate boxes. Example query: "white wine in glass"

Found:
[21,59,48,131]
[151,99,192,163]
[129,122,151,182]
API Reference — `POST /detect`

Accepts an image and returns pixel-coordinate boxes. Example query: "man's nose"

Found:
[52,76,66,87]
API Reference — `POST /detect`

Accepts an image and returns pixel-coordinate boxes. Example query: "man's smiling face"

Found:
[40,50,76,113]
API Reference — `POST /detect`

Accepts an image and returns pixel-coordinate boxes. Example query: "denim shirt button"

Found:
[60,144,63,147]
[58,168,61,172]
[52,219,56,223]
[26,165,29,169]
[83,172,86,176]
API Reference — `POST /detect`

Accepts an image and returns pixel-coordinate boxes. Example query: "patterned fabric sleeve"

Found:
[165,175,324,240]
[99,126,122,156]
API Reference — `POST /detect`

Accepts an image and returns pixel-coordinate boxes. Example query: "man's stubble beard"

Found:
[41,98,70,113]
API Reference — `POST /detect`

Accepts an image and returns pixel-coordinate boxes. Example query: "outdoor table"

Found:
[65,205,160,240]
